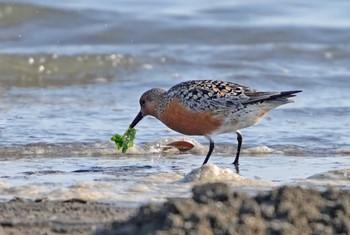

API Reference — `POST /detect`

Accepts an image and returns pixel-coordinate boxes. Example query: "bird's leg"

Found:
[202,136,214,165]
[232,130,242,166]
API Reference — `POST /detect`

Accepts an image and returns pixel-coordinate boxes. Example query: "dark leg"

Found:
[202,136,214,165]
[232,131,242,166]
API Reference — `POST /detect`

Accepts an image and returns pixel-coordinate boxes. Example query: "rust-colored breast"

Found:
[159,99,223,135]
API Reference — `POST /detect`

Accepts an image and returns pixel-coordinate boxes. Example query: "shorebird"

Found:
[130,80,301,167]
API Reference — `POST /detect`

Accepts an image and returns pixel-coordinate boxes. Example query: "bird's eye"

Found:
[140,99,146,105]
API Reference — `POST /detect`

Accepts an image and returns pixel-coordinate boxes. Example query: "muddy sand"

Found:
[0,183,349,235]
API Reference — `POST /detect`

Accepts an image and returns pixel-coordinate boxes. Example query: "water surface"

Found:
[0,0,349,204]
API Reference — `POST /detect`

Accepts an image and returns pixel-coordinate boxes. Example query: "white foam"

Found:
[142,172,182,183]
[243,146,274,154]
[2,185,46,198]
[307,169,350,181]
[334,147,350,154]
[180,163,274,187]
[0,139,348,156]
[0,182,7,190]
[298,169,350,188]
[46,181,121,201]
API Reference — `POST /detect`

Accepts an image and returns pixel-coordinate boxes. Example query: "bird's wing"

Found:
[168,80,299,114]
[168,80,256,112]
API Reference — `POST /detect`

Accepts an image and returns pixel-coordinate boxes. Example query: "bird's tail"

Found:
[243,90,302,105]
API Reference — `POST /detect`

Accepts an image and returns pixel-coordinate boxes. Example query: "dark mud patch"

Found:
[99,183,350,235]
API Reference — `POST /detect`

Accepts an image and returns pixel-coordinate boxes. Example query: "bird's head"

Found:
[130,88,166,128]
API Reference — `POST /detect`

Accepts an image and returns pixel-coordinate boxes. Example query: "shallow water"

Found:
[0,0,350,204]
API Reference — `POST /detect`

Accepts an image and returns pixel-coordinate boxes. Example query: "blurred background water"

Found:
[0,0,349,203]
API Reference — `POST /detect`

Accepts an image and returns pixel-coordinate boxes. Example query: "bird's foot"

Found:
[232,161,239,174]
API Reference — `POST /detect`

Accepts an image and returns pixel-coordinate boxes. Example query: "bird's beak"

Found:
[130,111,143,128]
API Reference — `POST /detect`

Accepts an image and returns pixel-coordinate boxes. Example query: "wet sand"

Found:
[1,183,349,235]
[0,198,136,235]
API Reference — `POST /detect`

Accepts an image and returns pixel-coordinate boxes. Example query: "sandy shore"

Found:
[0,183,349,235]
[0,198,136,235]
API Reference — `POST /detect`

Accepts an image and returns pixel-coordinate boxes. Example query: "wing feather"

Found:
[167,80,301,115]
[168,80,254,112]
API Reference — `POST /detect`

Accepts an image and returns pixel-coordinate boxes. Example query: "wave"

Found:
[0,137,349,158]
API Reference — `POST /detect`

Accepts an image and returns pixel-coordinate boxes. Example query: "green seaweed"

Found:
[111,128,136,153]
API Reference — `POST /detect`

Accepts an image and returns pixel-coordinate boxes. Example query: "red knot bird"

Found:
[130,80,301,167]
